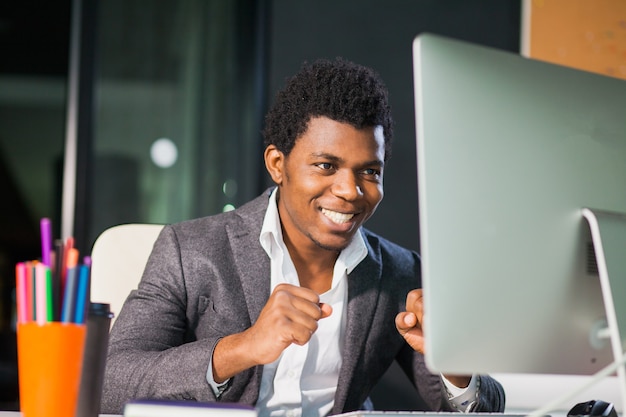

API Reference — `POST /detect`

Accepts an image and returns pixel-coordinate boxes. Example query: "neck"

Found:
[284,236,338,294]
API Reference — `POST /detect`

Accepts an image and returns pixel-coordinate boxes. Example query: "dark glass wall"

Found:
[87,0,269,249]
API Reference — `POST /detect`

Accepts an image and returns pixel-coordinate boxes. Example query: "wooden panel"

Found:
[524,0,626,79]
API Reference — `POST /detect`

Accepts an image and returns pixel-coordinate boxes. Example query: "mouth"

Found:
[321,208,356,224]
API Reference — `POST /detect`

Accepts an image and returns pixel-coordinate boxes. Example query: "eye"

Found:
[316,162,334,171]
[361,168,381,179]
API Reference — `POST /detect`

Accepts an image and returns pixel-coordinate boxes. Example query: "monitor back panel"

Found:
[413,33,626,376]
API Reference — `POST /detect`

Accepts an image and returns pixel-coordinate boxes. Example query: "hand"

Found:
[245,283,333,364]
[395,288,425,354]
[212,283,332,382]
[395,289,472,388]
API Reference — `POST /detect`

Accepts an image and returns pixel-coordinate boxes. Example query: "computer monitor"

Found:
[412,33,626,397]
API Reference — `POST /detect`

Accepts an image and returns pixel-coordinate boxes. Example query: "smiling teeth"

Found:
[322,208,354,224]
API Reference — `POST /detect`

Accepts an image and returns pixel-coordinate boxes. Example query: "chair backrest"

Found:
[90,223,164,326]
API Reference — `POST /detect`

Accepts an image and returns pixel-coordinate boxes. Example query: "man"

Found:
[102,58,505,415]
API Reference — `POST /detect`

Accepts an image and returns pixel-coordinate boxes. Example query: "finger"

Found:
[395,311,418,333]
[258,303,317,347]
[319,302,333,319]
[395,312,426,354]
[287,303,333,345]
[288,324,317,345]
[272,290,325,321]
[268,285,333,345]
[274,283,321,304]
[270,292,327,338]
[405,289,423,314]
[272,284,334,321]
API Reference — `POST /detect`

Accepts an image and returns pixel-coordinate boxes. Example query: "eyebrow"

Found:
[310,152,384,168]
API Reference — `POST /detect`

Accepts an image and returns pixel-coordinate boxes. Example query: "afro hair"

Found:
[263,58,394,161]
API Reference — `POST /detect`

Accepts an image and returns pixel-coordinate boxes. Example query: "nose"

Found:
[332,170,363,200]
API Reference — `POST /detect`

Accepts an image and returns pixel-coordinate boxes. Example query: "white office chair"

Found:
[90,223,164,327]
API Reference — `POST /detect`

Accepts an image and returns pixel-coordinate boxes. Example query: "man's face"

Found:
[266,116,385,253]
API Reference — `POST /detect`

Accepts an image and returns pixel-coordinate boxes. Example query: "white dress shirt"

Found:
[207,188,478,414]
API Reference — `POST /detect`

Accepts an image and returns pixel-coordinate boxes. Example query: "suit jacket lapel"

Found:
[229,228,271,323]
[333,236,383,413]
[227,190,272,325]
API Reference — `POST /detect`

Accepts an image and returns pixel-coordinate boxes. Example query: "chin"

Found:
[311,236,352,252]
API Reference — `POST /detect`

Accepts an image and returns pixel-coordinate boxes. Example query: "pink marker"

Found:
[15,263,28,324]
[35,263,49,325]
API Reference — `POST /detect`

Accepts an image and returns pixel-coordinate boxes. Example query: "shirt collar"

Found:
[259,188,367,274]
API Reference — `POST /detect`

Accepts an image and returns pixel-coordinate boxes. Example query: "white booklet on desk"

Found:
[123,399,257,417]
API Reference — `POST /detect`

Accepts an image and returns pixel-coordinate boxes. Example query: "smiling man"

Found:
[102,58,505,416]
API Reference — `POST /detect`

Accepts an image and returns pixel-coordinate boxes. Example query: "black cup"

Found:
[76,303,114,417]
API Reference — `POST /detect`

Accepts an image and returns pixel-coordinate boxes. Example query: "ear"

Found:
[264,145,285,185]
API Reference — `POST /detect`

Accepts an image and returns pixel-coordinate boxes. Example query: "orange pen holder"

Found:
[18,322,87,417]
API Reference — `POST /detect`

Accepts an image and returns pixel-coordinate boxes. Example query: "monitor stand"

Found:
[528,209,626,417]
[582,208,626,410]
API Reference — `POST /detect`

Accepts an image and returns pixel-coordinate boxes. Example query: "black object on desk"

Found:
[567,400,618,417]
[76,303,114,417]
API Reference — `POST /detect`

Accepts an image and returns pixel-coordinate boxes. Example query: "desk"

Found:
[494,373,623,415]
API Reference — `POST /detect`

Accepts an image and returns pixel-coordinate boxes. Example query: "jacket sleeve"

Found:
[397,343,506,412]
[472,375,506,412]
[101,225,219,414]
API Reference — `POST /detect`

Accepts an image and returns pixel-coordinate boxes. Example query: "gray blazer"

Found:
[101,189,504,414]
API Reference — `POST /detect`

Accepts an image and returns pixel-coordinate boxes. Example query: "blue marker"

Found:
[74,264,90,324]
[61,266,78,322]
